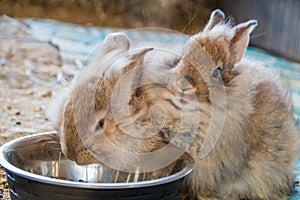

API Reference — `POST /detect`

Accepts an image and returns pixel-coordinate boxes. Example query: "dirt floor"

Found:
[0,18,62,199]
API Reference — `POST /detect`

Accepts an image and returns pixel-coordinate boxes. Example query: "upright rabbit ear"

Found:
[101,33,130,54]
[122,48,153,95]
[122,48,154,74]
[111,48,153,113]
[230,20,257,64]
[203,9,225,32]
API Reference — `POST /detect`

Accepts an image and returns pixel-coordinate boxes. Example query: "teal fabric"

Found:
[24,19,300,199]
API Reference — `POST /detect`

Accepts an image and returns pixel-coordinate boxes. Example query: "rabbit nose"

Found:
[173,82,188,93]
[173,82,196,95]
[181,87,192,92]
[183,87,197,95]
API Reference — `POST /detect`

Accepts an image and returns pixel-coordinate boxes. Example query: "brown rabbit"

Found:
[49,9,299,200]
[48,32,170,170]
[145,10,299,199]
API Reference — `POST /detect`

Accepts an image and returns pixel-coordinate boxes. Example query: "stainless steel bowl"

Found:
[0,132,193,200]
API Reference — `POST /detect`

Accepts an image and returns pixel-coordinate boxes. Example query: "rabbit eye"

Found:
[211,65,223,78]
[95,119,104,131]
[173,57,181,66]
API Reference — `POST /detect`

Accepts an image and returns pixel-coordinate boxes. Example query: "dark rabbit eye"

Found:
[173,57,181,66]
[95,119,104,131]
[212,65,223,78]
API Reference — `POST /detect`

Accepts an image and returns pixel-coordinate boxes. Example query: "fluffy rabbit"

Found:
[49,9,299,200]
[48,33,169,169]
[147,10,299,199]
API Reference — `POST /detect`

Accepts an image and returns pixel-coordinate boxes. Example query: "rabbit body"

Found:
[151,10,299,200]
[49,10,299,200]
[175,60,298,200]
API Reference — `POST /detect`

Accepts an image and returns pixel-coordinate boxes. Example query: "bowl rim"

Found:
[0,132,193,189]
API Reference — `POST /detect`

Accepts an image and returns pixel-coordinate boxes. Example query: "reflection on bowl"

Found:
[0,132,193,200]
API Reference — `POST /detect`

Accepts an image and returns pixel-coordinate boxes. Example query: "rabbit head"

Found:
[166,9,257,112]
[50,33,168,169]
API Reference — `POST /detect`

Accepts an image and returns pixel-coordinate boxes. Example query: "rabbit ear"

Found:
[122,48,154,74]
[230,20,257,64]
[110,48,153,114]
[203,9,225,32]
[90,33,130,74]
[101,33,130,54]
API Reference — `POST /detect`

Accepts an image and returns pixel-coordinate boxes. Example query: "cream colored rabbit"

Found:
[49,9,299,200]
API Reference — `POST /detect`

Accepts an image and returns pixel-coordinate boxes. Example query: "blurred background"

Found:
[0,0,299,62]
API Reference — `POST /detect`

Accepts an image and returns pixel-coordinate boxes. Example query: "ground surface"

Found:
[0,19,62,199]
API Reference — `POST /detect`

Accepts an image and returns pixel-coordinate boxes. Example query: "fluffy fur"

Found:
[49,9,299,200]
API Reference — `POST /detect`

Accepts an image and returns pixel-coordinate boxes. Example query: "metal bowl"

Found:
[0,132,193,200]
